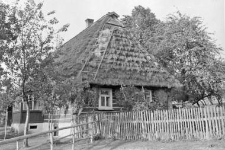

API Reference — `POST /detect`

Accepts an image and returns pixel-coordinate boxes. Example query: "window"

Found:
[30,125,37,129]
[23,97,40,110]
[98,88,113,110]
[144,90,152,103]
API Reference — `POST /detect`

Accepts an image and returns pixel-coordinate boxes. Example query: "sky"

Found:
[3,0,225,55]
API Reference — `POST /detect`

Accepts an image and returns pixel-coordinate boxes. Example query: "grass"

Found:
[1,127,225,150]
[1,136,225,150]
[0,127,23,140]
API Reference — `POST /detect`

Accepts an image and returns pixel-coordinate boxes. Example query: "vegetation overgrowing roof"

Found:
[56,12,181,88]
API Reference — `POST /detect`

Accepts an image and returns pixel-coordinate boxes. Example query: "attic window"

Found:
[98,88,113,110]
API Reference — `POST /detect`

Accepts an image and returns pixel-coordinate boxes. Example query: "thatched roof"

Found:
[56,12,181,88]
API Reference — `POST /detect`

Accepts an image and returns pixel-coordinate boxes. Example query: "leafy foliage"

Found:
[115,86,149,111]
[115,86,171,111]
[121,5,160,49]
[0,91,13,111]
[0,0,69,146]
[122,6,225,106]
[1,0,69,107]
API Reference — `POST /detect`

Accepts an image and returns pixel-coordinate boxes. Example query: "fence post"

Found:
[86,115,89,137]
[71,116,75,150]
[71,129,75,150]
[204,107,209,139]
[16,141,19,150]
[49,132,54,150]
[90,129,93,143]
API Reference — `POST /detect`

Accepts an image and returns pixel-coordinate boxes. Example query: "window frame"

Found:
[144,89,153,103]
[22,96,40,110]
[98,88,113,110]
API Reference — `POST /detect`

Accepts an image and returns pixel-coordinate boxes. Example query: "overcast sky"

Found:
[3,0,225,55]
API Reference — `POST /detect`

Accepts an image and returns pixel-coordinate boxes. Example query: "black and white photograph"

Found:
[0,0,225,149]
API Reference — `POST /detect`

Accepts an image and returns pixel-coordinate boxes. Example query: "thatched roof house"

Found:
[56,12,181,111]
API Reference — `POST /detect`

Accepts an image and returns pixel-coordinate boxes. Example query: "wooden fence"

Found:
[0,121,97,150]
[77,106,225,141]
[1,106,225,149]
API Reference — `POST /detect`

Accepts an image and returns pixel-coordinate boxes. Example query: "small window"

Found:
[145,90,152,103]
[99,88,113,110]
[30,125,37,129]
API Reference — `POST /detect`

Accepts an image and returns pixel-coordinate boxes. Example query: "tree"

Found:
[0,2,17,139]
[0,89,14,139]
[114,86,145,111]
[154,12,225,105]
[121,5,160,51]
[1,0,69,147]
[122,7,225,106]
[0,3,16,41]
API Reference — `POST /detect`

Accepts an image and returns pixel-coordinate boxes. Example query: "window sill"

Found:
[98,107,114,110]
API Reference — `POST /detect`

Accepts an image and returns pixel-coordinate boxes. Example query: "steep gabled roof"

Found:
[56,12,181,88]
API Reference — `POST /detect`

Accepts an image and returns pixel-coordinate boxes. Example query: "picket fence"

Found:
[71,106,225,141]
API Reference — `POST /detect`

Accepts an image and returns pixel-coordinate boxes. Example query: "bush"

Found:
[93,133,104,141]
[0,112,5,127]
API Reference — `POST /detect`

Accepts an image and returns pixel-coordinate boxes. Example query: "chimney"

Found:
[85,19,94,28]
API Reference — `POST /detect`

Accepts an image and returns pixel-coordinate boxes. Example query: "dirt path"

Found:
[1,137,225,150]
[72,139,225,150]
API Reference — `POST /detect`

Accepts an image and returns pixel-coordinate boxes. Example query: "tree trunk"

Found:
[4,109,8,140]
[23,101,30,147]
[48,113,51,131]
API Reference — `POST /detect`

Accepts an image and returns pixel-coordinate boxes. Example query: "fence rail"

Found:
[0,121,97,150]
[1,106,225,149]
[43,106,225,141]
[95,106,225,141]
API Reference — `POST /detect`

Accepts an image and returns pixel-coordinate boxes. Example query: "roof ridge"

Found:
[76,16,111,79]
[56,12,181,88]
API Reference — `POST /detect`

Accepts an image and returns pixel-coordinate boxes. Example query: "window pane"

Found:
[101,97,105,106]
[106,97,110,107]
[149,90,152,102]
[145,90,152,102]
[101,90,109,95]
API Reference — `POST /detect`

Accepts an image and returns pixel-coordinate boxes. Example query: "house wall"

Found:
[11,110,44,134]
[80,85,124,113]
[58,122,72,137]
[152,89,172,110]
[90,85,172,111]
[11,123,45,134]
[12,110,43,124]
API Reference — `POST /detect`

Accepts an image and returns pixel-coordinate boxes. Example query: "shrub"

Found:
[93,133,104,141]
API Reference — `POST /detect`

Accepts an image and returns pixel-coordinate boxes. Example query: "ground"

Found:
[1,136,225,150]
[1,127,225,150]
[0,127,22,140]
